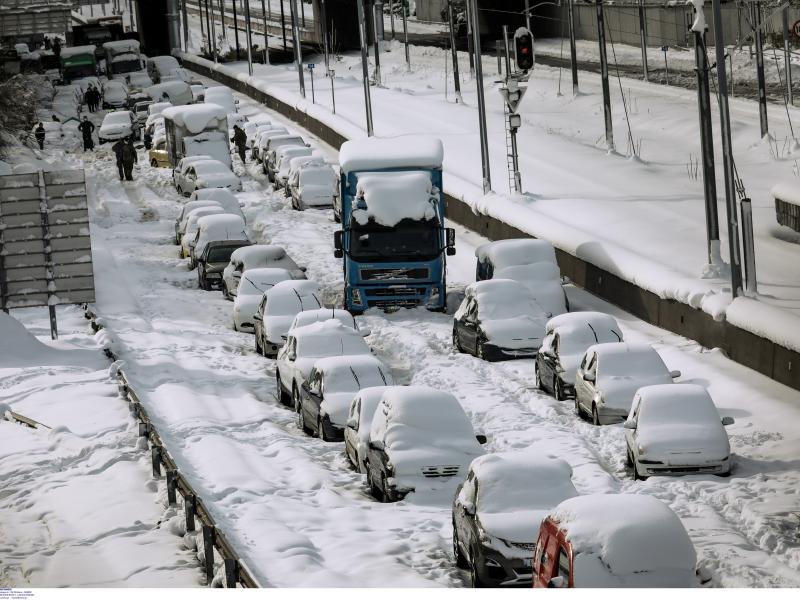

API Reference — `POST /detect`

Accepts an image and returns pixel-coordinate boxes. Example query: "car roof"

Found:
[241,267,292,285]
[475,238,557,267]
[313,354,386,376]
[230,244,287,262]
[586,341,655,358]
[546,311,621,335]
[290,319,361,340]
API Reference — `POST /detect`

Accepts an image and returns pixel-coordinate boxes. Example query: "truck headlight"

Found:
[426,287,441,307]
[352,288,363,306]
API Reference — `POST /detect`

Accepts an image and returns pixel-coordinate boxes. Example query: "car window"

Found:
[257,295,267,316]
[558,547,570,580]
[350,398,360,426]
[552,334,560,357]
[587,354,598,375]
[309,370,321,395]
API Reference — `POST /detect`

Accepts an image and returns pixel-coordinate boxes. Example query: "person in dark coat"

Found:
[52,38,61,62]
[91,87,102,112]
[231,124,247,164]
[34,123,46,149]
[120,137,138,181]
[78,116,95,151]
[111,138,126,180]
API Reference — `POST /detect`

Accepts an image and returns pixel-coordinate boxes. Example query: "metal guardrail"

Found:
[84,304,261,588]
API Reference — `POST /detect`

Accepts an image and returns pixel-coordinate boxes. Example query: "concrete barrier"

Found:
[180,54,800,393]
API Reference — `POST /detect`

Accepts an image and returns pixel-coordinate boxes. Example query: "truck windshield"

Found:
[64,64,95,79]
[349,218,440,262]
[111,59,141,75]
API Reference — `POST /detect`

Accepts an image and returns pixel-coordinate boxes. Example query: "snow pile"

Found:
[551,494,696,585]
[726,296,800,353]
[339,136,443,174]
[162,102,227,133]
[353,172,438,226]
[0,312,102,369]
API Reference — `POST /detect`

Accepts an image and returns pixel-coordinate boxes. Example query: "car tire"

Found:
[333,211,341,224]
[476,339,486,360]
[592,404,601,426]
[380,473,392,503]
[298,405,312,436]
[452,525,468,568]
[276,372,290,406]
[369,471,383,502]
[292,384,301,413]
[633,461,648,481]
[176,185,182,196]
[255,332,263,355]
[554,377,565,401]
[574,394,582,417]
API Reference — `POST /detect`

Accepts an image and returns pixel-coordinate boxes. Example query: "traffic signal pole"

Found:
[356,0,375,135]
[596,0,614,152]
[469,0,491,193]
[447,0,462,103]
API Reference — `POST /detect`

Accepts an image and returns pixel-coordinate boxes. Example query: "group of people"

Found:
[84,84,101,112]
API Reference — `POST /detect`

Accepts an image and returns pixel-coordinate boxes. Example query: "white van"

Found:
[145,81,193,106]
[146,55,180,84]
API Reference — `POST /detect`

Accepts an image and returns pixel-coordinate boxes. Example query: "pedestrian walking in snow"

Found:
[232,124,247,164]
[121,137,138,181]
[111,138,126,180]
[78,116,95,151]
[34,123,45,149]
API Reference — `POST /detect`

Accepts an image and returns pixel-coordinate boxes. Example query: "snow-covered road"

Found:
[70,83,800,587]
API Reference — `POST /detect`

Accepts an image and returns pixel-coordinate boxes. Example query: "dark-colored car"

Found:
[196,240,251,291]
[452,454,577,587]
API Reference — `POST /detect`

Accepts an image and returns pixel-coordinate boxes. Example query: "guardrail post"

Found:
[203,525,216,583]
[166,470,178,505]
[151,445,162,477]
[185,494,196,532]
[224,558,238,588]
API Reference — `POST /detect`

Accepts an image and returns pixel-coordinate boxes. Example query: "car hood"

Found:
[481,316,544,349]
[391,445,483,478]
[233,295,260,316]
[198,173,238,187]
[478,508,549,545]
[99,123,131,134]
[320,391,355,427]
[638,423,730,462]
[599,376,672,411]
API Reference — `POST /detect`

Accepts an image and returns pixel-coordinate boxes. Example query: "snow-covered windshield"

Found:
[349,218,440,262]
[640,393,718,425]
[297,334,368,359]
[110,59,141,75]
[560,328,620,357]
[325,365,386,394]
[105,112,131,125]
[601,350,666,379]
[193,161,229,175]
[300,168,334,187]
[266,292,321,317]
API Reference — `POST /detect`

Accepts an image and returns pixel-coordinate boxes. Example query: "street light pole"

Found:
[260,0,270,64]
[447,0,462,103]
[470,0,491,193]
[244,0,254,75]
[290,0,305,97]
[372,0,382,84]
[356,0,375,135]
[401,0,410,71]
[566,0,578,94]
[596,0,614,152]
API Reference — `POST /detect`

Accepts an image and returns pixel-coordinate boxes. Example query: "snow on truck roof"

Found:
[339,135,443,174]
[550,494,696,576]
[102,39,140,52]
[60,46,97,58]
[353,172,438,227]
[475,238,557,268]
[161,102,227,133]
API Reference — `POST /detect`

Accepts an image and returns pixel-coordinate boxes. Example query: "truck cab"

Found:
[161,103,231,170]
[334,136,455,313]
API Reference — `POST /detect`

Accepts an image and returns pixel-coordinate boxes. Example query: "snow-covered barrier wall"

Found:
[177,53,800,394]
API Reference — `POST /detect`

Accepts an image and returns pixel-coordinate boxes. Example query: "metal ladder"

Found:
[503,103,516,193]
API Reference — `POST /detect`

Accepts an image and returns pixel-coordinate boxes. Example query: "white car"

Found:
[494,261,568,316]
[625,384,734,479]
[253,127,288,162]
[345,386,393,473]
[175,199,224,244]
[273,145,313,189]
[190,84,205,102]
[276,319,372,412]
[98,110,138,143]
[175,159,241,196]
[186,188,245,222]
[173,154,213,187]
[265,134,307,179]
[190,213,248,268]
[102,80,129,109]
[475,238,558,281]
[147,101,172,119]
[298,355,394,441]
[126,71,154,91]
[232,267,293,332]
[244,117,272,149]
[453,454,578,587]
[204,86,237,114]
[161,67,194,84]
[289,163,338,210]
[254,280,321,359]
[574,342,681,426]
[537,311,623,401]
[452,279,549,361]
[180,205,226,259]
[222,245,305,299]
[366,386,487,502]
[287,307,366,336]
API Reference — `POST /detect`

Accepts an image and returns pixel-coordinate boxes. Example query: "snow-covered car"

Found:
[147,101,172,119]
[574,342,681,425]
[172,154,213,187]
[232,267,293,332]
[289,163,338,210]
[254,280,321,360]
[98,110,138,143]
[133,100,152,124]
[148,136,169,167]
[625,384,734,480]
[244,116,272,149]
[453,454,578,587]
[344,386,392,473]
[253,127,288,162]
[175,159,241,196]
[125,71,154,91]
[186,188,245,222]
[366,386,486,502]
[101,80,129,109]
[222,245,305,300]
[204,86,237,114]
[161,68,196,85]
[276,320,372,412]
[273,145,313,189]
[475,238,558,281]
[190,213,248,269]
[299,355,394,441]
[533,494,698,587]
[146,56,180,83]
[180,205,226,258]
[452,279,549,361]
[264,134,307,179]
[286,155,325,192]
[494,261,569,316]
[287,307,366,336]
[196,239,251,291]
[145,81,193,106]
[537,311,623,402]
[190,84,205,102]
[175,199,224,244]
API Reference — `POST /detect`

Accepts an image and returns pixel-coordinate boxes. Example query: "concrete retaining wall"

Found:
[181,53,800,393]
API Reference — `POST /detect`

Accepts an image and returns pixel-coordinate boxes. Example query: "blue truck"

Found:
[333,136,456,313]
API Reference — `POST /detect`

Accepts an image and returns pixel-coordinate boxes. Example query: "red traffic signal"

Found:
[514,28,534,72]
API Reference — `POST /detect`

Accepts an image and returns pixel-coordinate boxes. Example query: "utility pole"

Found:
[447,0,462,103]
[207,0,218,62]
[389,0,396,39]
[638,0,648,81]
[465,0,475,78]
[233,0,241,58]
[218,0,226,40]
[566,0,578,94]
[596,0,614,152]
[691,6,720,267]
[711,0,743,297]
[244,0,253,75]
[783,6,794,106]
[356,0,375,135]
[181,0,189,51]
[524,0,531,31]
[321,0,330,69]
[470,0,491,193]
[260,0,270,64]
[372,0,382,83]
[199,0,206,50]
[401,0,410,70]
[290,0,305,97]
[752,2,768,138]
[280,0,287,49]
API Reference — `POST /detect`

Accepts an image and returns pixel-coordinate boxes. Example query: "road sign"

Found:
[793,20,800,41]
[499,84,526,113]
[307,63,315,70]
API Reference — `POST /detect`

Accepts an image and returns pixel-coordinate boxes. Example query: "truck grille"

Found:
[360,268,430,281]
[367,299,422,309]
[421,465,460,478]
[367,287,426,297]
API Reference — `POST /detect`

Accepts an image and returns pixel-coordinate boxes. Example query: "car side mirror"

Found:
[446,247,456,256]
[281,335,288,341]
[721,416,735,426]
[346,417,357,429]
[360,328,372,337]
[476,434,487,445]
[369,439,384,451]
[583,372,595,383]
[333,230,343,255]
[462,501,476,516]
[299,265,308,272]
[548,576,566,589]
[253,314,262,321]
[334,249,343,259]
[623,419,637,430]
[670,370,681,379]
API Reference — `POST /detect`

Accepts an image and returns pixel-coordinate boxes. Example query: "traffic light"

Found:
[514,27,534,72]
